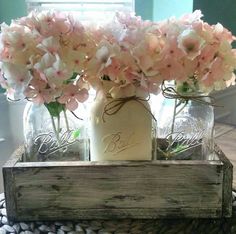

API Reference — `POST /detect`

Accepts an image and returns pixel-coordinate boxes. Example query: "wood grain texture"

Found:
[215,123,236,190]
[214,123,235,138]
[3,146,24,168]
[2,147,24,221]
[3,168,17,221]
[2,146,232,221]
[215,145,233,217]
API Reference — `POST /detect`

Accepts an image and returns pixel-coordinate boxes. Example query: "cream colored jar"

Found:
[90,83,153,161]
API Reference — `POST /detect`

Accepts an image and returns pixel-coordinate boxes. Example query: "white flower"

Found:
[1,62,32,96]
[44,54,72,87]
[37,36,60,54]
[34,52,56,71]
[181,10,203,23]
[87,40,119,77]
[177,29,205,60]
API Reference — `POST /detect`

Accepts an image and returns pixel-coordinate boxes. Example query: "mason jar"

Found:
[23,102,89,162]
[89,81,156,161]
[155,85,214,160]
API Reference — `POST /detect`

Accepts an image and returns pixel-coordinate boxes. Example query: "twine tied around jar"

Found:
[161,82,217,106]
[102,95,156,122]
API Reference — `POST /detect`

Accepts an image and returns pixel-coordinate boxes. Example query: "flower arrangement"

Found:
[84,10,236,99]
[156,10,236,93]
[0,11,95,159]
[84,12,162,99]
[1,10,236,106]
[0,11,91,112]
[0,10,236,161]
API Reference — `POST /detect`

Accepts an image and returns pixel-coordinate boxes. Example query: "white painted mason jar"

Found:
[89,82,154,161]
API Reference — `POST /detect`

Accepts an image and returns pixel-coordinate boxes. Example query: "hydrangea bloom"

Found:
[0,10,90,110]
[0,10,236,105]
[157,10,236,93]
[85,13,163,99]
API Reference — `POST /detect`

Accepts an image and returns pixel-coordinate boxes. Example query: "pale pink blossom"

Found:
[177,29,205,60]
[132,33,163,76]
[1,9,236,106]
[0,10,93,109]
[37,36,60,54]
[180,10,203,24]
[115,12,139,26]
[44,55,72,87]
[157,10,236,91]
[213,23,234,43]
[160,39,185,62]
[197,44,218,71]
[58,84,89,111]
[34,52,56,72]
[24,78,52,104]
[64,50,86,73]
[1,62,32,95]
[87,40,119,77]
[156,56,186,81]
[33,11,70,36]
[200,57,225,87]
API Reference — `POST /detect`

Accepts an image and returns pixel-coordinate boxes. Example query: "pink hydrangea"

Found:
[0,10,93,109]
[1,9,236,107]
[57,83,89,111]
[157,10,236,92]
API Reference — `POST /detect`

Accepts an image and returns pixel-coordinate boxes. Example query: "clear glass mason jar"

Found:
[23,102,89,162]
[155,85,214,160]
[89,81,156,161]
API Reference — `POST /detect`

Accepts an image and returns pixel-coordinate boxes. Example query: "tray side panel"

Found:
[3,167,17,221]
[11,162,223,221]
[2,147,23,221]
[215,146,233,217]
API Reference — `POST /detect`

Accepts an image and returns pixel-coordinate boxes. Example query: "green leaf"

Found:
[176,82,190,93]
[72,129,81,139]
[45,102,65,117]
[171,144,188,154]
[63,72,78,84]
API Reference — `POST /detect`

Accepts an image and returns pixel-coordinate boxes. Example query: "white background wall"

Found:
[0,95,25,192]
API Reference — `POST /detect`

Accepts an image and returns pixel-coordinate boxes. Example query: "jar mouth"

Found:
[99,80,150,100]
[162,82,206,96]
[178,91,206,97]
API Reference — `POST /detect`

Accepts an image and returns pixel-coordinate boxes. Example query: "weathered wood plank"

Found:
[2,147,24,221]
[4,146,23,168]
[16,208,222,221]
[15,159,222,168]
[11,162,223,221]
[215,127,236,190]
[2,168,17,221]
[215,145,233,217]
[3,145,232,221]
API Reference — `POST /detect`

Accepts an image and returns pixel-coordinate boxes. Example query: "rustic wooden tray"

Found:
[2,145,232,221]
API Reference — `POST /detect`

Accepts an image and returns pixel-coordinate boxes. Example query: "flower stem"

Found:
[50,114,61,147]
[167,99,187,155]
[57,114,60,133]
[175,100,187,116]
[63,109,70,131]
[170,98,177,143]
